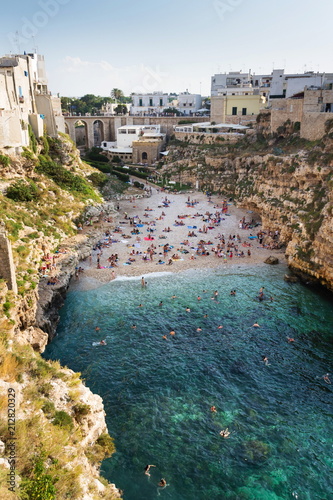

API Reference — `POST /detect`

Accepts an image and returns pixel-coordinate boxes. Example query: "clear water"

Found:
[43,265,333,500]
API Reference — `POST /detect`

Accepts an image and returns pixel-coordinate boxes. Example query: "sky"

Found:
[1,0,333,98]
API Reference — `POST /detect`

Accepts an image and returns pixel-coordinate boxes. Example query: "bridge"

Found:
[64,115,209,150]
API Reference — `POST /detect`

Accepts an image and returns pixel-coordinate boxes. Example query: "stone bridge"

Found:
[64,115,209,150]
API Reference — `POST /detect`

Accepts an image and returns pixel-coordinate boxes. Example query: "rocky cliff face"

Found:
[164,128,333,291]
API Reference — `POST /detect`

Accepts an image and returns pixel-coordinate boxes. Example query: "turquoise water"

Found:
[43,265,333,500]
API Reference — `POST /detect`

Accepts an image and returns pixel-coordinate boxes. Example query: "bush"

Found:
[133,181,144,189]
[28,124,38,153]
[52,411,74,431]
[86,433,115,464]
[0,154,10,167]
[6,179,40,202]
[88,172,109,187]
[20,453,58,500]
[36,156,98,198]
[41,400,56,416]
[73,403,91,421]
[85,147,109,163]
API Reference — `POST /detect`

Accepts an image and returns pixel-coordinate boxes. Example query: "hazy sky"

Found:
[2,0,333,97]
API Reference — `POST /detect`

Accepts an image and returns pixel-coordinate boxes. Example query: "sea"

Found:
[43,264,333,500]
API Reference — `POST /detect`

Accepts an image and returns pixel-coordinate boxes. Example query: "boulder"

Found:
[284,274,299,283]
[264,256,279,265]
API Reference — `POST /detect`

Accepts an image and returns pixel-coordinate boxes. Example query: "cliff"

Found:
[0,135,123,499]
[165,119,333,290]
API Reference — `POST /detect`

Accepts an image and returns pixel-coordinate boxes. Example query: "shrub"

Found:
[6,179,40,202]
[86,433,115,465]
[36,156,98,198]
[28,124,38,153]
[73,403,91,421]
[20,453,58,500]
[41,400,56,416]
[133,181,144,189]
[0,154,10,167]
[52,411,74,431]
[88,172,109,187]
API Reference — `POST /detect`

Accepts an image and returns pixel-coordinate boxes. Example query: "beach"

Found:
[71,187,285,287]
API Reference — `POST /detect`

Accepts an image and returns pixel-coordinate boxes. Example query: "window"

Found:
[139,99,143,107]
[128,129,136,134]
[160,98,163,106]
[232,107,237,115]
[242,108,247,115]
[119,129,127,134]
[149,98,153,106]
[24,71,28,77]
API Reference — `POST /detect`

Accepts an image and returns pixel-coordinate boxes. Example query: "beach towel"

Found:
[144,237,155,241]
[136,224,144,227]
[187,226,197,229]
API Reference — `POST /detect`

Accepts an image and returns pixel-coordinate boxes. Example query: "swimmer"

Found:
[159,301,163,307]
[203,314,208,318]
[220,428,231,438]
[171,295,177,299]
[131,324,137,329]
[217,325,223,329]
[144,464,156,476]
[210,406,217,412]
[95,327,100,331]
[262,356,269,365]
[323,373,331,384]
[100,340,106,345]
[162,335,167,340]
[158,478,167,488]
[138,304,143,307]
[196,327,202,332]
[252,322,260,327]
[197,296,201,301]
[287,337,295,342]
[169,330,175,336]
[230,290,236,295]
[141,277,146,287]
[186,307,191,312]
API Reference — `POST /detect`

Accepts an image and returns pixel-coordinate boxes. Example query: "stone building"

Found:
[0,52,64,152]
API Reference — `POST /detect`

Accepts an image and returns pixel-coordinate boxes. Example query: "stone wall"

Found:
[270,98,303,133]
[0,230,17,293]
[174,131,245,144]
[300,112,332,140]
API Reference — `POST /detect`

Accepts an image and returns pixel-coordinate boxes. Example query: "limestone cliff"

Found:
[165,121,333,291]
[0,135,123,499]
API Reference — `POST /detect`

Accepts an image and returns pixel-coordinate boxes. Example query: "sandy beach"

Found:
[71,187,285,288]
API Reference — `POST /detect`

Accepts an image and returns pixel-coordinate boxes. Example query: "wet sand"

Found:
[72,188,285,288]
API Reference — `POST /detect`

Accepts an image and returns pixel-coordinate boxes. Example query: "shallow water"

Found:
[44,265,333,500]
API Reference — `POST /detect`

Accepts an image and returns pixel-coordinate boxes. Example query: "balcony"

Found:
[19,96,24,103]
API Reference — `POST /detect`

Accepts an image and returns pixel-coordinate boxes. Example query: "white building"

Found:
[130,93,169,116]
[0,52,64,151]
[270,69,333,98]
[211,71,253,96]
[100,124,165,163]
[177,92,202,115]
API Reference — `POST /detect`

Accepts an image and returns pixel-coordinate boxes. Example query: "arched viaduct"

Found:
[64,116,209,150]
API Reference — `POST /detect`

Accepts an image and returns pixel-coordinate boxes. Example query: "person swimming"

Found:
[144,464,156,476]
[158,478,167,488]
[220,428,231,438]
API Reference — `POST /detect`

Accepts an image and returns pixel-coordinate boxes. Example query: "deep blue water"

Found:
[43,265,333,500]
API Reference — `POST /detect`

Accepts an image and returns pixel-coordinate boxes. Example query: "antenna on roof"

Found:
[32,36,38,54]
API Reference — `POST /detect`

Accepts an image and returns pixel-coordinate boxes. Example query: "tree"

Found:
[110,88,124,103]
[114,104,127,115]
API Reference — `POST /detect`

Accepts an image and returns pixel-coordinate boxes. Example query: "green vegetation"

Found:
[20,451,58,500]
[28,124,38,154]
[36,156,100,200]
[0,154,10,167]
[52,410,74,431]
[6,179,40,202]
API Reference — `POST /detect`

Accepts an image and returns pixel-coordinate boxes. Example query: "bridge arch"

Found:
[93,120,104,146]
[74,120,88,150]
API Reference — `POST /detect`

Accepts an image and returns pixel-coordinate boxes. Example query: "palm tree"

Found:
[110,88,124,103]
